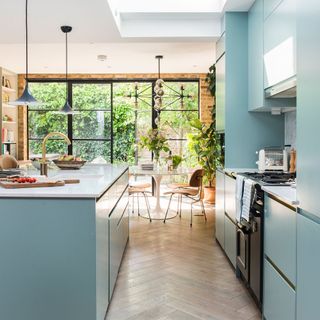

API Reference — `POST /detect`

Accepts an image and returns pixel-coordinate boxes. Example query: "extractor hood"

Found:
[265,76,296,98]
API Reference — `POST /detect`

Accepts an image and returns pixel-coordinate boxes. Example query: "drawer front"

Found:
[224,215,237,268]
[264,196,296,285]
[263,259,296,320]
[225,175,236,221]
[109,191,129,298]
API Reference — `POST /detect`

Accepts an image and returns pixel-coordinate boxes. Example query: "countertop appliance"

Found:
[256,148,288,172]
[235,171,295,309]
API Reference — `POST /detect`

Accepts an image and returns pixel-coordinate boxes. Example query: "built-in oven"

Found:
[236,225,250,282]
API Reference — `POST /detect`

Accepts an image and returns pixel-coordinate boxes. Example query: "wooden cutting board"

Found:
[0,179,80,189]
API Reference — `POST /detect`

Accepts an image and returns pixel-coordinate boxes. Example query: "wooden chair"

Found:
[163,169,206,227]
[129,181,152,222]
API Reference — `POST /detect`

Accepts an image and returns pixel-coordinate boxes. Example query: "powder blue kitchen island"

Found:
[0,164,129,320]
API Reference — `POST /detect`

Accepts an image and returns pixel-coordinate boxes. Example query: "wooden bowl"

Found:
[53,160,86,170]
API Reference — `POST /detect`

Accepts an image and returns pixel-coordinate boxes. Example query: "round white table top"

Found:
[130,166,190,176]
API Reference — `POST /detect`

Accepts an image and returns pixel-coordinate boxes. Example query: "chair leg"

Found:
[163,194,173,223]
[131,194,135,214]
[190,201,193,227]
[201,199,207,221]
[137,193,140,216]
[143,192,152,222]
[179,195,182,218]
[176,194,179,214]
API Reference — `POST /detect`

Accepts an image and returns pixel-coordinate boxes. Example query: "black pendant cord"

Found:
[65,31,68,98]
[25,0,29,81]
[158,57,160,79]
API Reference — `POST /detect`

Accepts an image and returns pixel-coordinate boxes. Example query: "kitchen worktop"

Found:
[0,164,128,198]
[262,185,298,207]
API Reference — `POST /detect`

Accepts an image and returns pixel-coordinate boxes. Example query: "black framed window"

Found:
[27,79,199,164]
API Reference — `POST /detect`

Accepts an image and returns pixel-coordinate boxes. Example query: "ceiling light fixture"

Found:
[10,0,39,106]
[153,55,165,124]
[57,25,77,114]
[97,54,107,62]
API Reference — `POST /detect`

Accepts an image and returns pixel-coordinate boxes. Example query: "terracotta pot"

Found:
[204,186,216,204]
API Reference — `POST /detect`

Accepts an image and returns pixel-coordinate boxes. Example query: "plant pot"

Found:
[204,186,216,204]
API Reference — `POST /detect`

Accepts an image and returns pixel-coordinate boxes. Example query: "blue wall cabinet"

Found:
[263,259,296,320]
[264,196,296,285]
[248,0,295,111]
[296,0,320,217]
[264,0,283,20]
[297,212,320,320]
[224,214,237,268]
[215,53,225,132]
[215,169,225,248]
[264,0,296,89]
[222,12,284,168]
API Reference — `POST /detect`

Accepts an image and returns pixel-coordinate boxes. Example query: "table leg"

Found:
[152,174,163,213]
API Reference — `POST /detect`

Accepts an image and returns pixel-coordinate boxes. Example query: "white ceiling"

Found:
[0,0,254,74]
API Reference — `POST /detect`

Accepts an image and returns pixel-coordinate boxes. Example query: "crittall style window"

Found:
[28,79,199,164]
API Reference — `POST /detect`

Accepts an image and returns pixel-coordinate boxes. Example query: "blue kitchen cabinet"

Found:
[264,195,296,285]
[225,174,236,221]
[215,53,225,133]
[224,214,237,268]
[215,169,225,248]
[248,0,295,111]
[264,0,296,89]
[296,0,320,217]
[263,259,296,320]
[222,12,285,168]
[296,212,320,320]
[264,0,283,20]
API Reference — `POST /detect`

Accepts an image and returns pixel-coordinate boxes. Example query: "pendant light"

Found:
[10,0,39,106]
[56,25,77,114]
[154,55,165,112]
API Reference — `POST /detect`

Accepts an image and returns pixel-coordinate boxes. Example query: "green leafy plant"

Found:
[139,128,170,162]
[187,119,221,187]
[205,64,216,97]
[172,155,183,169]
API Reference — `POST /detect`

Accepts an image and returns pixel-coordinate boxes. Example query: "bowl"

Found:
[53,159,86,170]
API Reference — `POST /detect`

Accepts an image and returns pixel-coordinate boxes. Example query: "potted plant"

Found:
[139,128,170,166]
[187,119,221,203]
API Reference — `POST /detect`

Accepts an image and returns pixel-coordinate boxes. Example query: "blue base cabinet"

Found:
[215,170,225,248]
[297,212,320,320]
[264,259,296,320]
[224,214,237,268]
[263,195,296,320]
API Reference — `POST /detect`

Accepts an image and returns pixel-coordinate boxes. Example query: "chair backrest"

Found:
[189,169,204,188]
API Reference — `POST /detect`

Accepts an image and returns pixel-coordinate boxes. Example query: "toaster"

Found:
[256,148,288,172]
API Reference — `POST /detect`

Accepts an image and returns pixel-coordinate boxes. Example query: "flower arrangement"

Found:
[139,128,170,163]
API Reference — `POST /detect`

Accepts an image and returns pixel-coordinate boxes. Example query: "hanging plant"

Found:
[205,64,216,97]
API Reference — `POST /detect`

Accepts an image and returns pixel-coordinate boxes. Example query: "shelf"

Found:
[2,121,16,124]
[2,103,16,109]
[2,86,16,94]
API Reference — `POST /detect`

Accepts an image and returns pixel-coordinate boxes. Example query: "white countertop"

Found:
[0,164,128,199]
[262,185,298,206]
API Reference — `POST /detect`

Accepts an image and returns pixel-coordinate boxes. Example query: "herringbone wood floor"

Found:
[106,199,261,320]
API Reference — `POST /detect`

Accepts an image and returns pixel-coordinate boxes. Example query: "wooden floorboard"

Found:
[106,198,261,320]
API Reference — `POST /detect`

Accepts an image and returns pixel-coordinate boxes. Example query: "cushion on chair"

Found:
[167,183,190,189]
[164,187,199,196]
[129,181,151,189]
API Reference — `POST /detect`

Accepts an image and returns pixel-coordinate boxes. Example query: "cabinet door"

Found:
[264,0,283,20]
[109,189,129,299]
[264,196,296,285]
[215,170,225,248]
[224,214,237,268]
[96,196,110,319]
[297,213,320,320]
[216,54,225,132]
[264,0,296,89]
[263,259,296,320]
[225,175,236,221]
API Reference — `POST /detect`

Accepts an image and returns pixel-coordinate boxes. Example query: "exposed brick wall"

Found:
[18,73,214,160]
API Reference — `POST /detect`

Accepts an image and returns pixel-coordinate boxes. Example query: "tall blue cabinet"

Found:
[296,0,320,319]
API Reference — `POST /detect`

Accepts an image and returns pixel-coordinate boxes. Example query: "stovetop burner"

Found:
[241,171,296,186]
